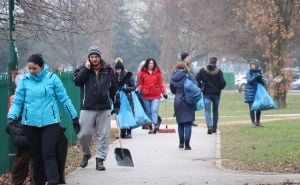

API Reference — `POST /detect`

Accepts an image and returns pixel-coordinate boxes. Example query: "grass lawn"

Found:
[219,119,300,173]
[159,91,300,124]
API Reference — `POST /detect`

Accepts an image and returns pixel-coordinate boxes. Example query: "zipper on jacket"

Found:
[83,85,86,106]
[51,105,56,119]
[65,105,73,118]
[25,106,28,121]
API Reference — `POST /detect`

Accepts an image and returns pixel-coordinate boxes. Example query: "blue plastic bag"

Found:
[131,91,152,128]
[184,78,202,105]
[251,84,277,111]
[118,91,136,129]
[195,95,204,111]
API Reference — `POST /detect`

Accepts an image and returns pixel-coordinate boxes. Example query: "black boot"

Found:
[207,126,213,134]
[153,124,159,134]
[80,155,91,168]
[148,125,154,134]
[179,141,184,149]
[185,143,192,150]
[212,128,217,133]
[96,158,106,171]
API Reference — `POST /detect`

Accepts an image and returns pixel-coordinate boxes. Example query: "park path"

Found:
[67,123,300,185]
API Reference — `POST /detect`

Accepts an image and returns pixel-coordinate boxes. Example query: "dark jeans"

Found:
[204,95,220,130]
[248,103,261,123]
[24,124,61,185]
[178,122,192,145]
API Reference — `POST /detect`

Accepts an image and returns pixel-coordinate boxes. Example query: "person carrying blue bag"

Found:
[170,62,198,150]
[115,59,135,139]
[245,60,264,128]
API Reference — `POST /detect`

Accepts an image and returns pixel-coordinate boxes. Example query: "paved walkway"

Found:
[67,124,300,185]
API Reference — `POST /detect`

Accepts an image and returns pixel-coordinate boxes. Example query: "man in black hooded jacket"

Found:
[196,57,226,134]
[73,46,119,171]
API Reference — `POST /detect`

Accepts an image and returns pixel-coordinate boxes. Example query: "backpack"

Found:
[184,75,202,104]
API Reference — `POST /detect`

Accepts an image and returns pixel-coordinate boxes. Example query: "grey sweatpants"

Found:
[77,110,111,160]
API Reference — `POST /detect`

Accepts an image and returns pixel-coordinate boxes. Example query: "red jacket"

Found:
[138,67,166,100]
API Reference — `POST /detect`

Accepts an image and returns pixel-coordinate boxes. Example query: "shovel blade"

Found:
[114,148,134,167]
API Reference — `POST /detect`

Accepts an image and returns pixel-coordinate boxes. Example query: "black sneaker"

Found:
[192,123,198,127]
[207,126,213,135]
[212,128,217,133]
[80,155,91,168]
[96,158,106,171]
[126,134,132,139]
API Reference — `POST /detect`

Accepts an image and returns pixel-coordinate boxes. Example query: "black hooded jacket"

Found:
[73,60,119,110]
[196,66,226,96]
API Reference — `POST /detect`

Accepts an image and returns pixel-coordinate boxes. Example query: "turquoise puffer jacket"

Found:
[8,65,77,127]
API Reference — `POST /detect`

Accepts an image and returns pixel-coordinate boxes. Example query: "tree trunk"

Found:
[273,89,287,108]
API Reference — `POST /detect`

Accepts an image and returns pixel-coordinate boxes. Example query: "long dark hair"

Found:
[142,58,158,70]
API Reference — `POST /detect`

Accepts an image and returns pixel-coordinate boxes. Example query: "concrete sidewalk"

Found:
[67,124,300,185]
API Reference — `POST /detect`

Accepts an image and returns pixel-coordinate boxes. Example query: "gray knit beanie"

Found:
[88,46,101,58]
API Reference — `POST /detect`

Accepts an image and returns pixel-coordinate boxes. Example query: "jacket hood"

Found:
[204,66,220,75]
[171,70,186,83]
[26,64,49,81]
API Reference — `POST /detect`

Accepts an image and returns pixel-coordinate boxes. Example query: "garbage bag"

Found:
[131,91,152,128]
[195,96,204,111]
[118,91,136,129]
[251,84,277,111]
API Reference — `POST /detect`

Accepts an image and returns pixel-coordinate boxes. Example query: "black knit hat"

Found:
[115,62,124,70]
[181,52,190,61]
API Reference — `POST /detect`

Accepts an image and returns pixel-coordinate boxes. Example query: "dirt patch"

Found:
[222,159,299,174]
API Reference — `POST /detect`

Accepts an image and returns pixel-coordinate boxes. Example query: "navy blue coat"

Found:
[245,69,262,103]
[170,70,195,124]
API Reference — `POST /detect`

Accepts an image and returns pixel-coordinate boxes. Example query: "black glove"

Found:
[256,75,263,83]
[256,75,262,80]
[163,94,168,99]
[111,108,120,115]
[72,117,80,135]
[6,119,17,135]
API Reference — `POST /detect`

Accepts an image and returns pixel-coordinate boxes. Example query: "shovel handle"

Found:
[114,114,123,149]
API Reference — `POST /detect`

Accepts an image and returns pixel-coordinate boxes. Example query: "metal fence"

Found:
[0,72,80,175]
[223,72,235,90]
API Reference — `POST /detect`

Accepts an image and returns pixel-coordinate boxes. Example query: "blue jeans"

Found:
[143,99,160,125]
[178,122,192,145]
[204,95,220,129]
[248,103,261,123]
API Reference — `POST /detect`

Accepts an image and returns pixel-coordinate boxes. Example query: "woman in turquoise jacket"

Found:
[7,54,80,185]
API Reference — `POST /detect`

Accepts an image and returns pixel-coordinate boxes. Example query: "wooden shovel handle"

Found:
[114,114,123,149]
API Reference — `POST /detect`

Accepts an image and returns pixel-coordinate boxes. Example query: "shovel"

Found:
[114,114,134,167]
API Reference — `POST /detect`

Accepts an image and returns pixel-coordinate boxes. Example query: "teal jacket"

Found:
[8,65,77,127]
